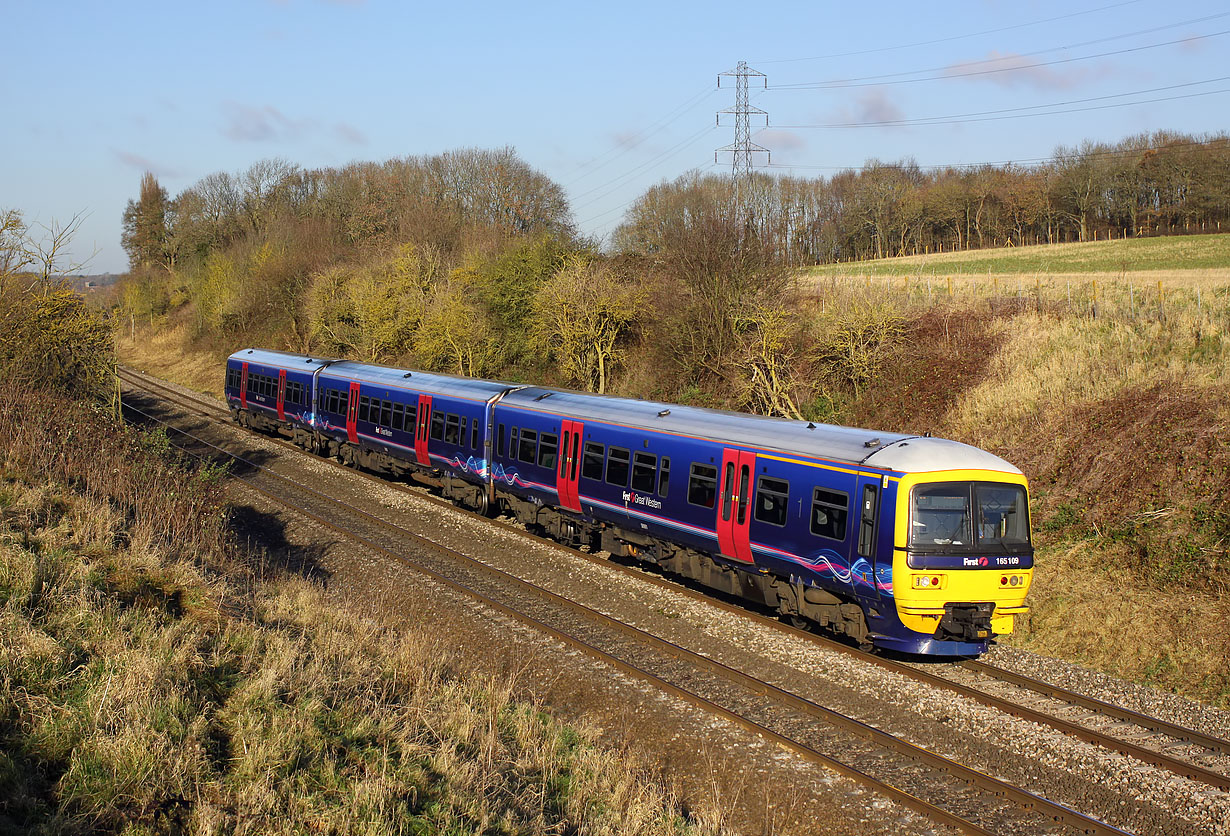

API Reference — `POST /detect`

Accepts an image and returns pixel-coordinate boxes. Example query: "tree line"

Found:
[616,130,1230,263]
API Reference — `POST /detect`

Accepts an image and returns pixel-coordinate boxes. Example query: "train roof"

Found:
[227,348,335,369]
[320,360,514,401]
[226,349,1021,475]
[499,387,1020,476]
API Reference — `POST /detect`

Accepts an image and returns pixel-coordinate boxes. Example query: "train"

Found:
[225,348,1033,656]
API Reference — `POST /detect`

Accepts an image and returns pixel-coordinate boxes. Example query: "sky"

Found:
[3,0,1227,275]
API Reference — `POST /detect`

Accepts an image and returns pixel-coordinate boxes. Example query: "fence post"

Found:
[947,276,953,297]
[1158,280,1165,321]
[1091,279,1098,319]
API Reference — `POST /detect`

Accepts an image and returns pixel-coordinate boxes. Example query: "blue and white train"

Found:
[226,348,1033,656]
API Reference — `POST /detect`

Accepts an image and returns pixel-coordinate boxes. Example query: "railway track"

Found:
[117,366,1228,834]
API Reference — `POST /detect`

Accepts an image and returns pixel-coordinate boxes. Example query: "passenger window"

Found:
[736,465,750,525]
[498,424,506,457]
[755,477,789,527]
[811,488,849,542]
[445,414,460,444]
[858,484,879,557]
[471,420,479,450]
[381,400,393,428]
[519,429,538,463]
[688,464,718,509]
[460,417,468,444]
[538,432,558,470]
[721,462,735,521]
[510,427,519,458]
[606,447,630,487]
[430,411,444,441]
[392,403,404,431]
[358,396,370,422]
[658,457,670,497]
[631,452,656,493]
[582,442,604,481]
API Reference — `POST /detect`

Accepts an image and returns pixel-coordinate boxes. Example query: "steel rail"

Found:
[118,392,1141,836]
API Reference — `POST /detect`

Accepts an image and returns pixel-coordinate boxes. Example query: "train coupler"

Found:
[936,602,996,641]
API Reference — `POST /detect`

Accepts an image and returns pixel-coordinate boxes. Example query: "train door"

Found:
[239,362,249,409]
[855,476,882,597]
[276,369,287,421]
[716,448,756,563]
[556,419,583,512]
[346,382,360,443]
[414,394,432,466]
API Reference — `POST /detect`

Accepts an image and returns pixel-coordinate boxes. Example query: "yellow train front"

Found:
[865,439,1033,655]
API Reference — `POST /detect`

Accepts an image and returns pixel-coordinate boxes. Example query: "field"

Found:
[806,233,1230,288]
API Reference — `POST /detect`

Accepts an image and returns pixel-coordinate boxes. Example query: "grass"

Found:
[0,386,709,836]
[805,232,1230,286]
[116,320,228,399]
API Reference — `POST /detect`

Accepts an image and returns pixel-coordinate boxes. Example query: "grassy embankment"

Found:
[812,235,1230,705]
[0,387,706,831]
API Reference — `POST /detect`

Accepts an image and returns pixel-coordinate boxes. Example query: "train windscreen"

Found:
[910,482,1030,551]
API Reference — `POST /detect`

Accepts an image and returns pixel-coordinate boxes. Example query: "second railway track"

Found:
[118,365,1230,836]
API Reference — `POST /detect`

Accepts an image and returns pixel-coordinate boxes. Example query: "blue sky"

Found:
[4,0,1227,274]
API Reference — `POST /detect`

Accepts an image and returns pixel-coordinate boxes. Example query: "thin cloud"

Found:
[334,122,367,145]
[942,50,1109,90]
[113,150,181,178]
[221,102,313,142]
[756,128,806,152]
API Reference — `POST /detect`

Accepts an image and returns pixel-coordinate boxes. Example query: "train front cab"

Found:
[885,468,1032,655]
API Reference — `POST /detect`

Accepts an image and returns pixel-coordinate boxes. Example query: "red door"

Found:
[276,369,287,421]
[414,394,432,466]
[556,419,583,512]
[346,382,360,443]
[239,362,249,409]
[716,448,756,563]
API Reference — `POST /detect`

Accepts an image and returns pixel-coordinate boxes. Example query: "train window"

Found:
[569,433,580,481]
[721,463,735,521]
[358,396,370,423]
[857,484,879,557]
[631,452,656,493]
[444,414,460,445]
[379,400,391,428]
[471,419,479,450]
[606,447,630,487]
[391,403,404,431]
[460,417,467,444]
[581,442,604,481]
[811,488,849,542]
[538,432,558,470]
[282,381,291,404]
[510,427,518,458]
[518,429,538,463]
[736,465,751,526]
[658,457,670,497]
[688,464,718,509]
[754,477,789,527]
[330,389,343,415]
[431,411,445,441]
[498,424,506,457]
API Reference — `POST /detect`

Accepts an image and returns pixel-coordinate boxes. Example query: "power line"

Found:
[749,0,1145,64]
[772,25,1230,90]
[757,136,1229,174]
[767,76,1230,129]
[766,85,1230,130]
[564,86,717,186]
[570,125,719,211]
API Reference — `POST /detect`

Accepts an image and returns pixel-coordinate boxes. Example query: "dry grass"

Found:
[0,388,710,836]
[1016,539,1230,705]
[116,321,227,399]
